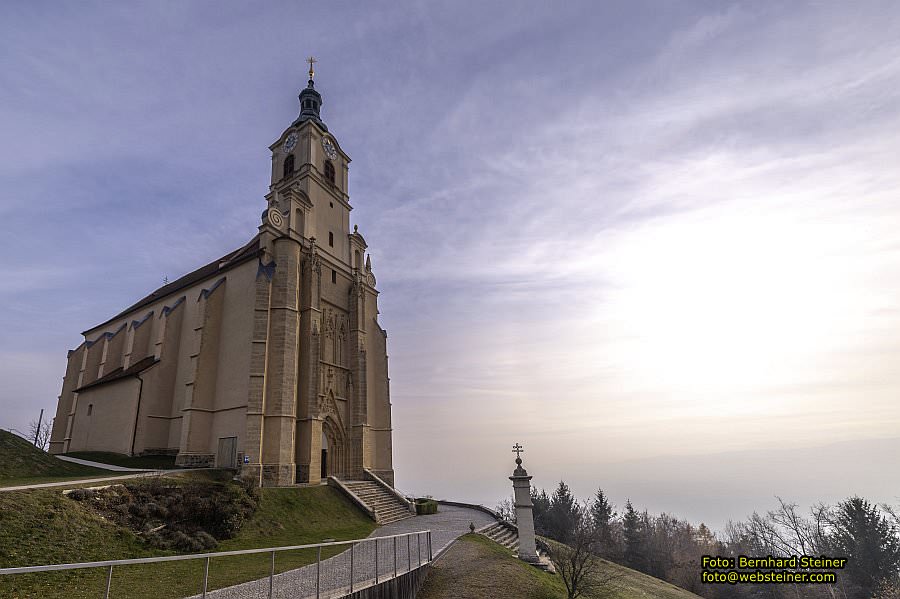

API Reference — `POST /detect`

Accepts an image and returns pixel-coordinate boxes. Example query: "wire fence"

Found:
[0,530,432,599]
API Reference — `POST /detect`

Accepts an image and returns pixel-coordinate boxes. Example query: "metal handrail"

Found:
[0,529,432,575]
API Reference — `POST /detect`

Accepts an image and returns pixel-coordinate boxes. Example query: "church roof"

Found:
[75,355,159,393]
[292,75,327,131]
[83,235,262,335]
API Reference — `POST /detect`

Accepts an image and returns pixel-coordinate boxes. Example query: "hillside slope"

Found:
[0,481,376,599]
[419,534,703,599]
[0,430,108,484]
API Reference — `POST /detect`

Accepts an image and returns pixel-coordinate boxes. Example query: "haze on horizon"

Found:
[1,1,899,531]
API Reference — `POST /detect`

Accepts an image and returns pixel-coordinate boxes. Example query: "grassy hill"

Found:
[0,430,109,485]
[419,534,703,599]
[0,478,376,599]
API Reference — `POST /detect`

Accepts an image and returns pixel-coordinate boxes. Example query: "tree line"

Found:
[497,482,900,599]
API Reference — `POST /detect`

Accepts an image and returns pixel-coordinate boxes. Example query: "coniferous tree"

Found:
[829,496,900,597]
[589,487,617,556]
[547,481,580,544]
[531,487,551,536]
[622,500,647,572]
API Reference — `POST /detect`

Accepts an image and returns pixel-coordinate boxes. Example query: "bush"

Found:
[67,488,96,501]
[64,476,260,552]
[415,498,438,515]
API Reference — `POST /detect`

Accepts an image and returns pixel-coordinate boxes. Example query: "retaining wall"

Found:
[341,564,429,599]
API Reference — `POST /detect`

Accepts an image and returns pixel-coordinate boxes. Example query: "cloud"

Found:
[2,2,899,527]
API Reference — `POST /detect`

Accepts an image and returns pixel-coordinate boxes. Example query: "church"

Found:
[48,63,395,487]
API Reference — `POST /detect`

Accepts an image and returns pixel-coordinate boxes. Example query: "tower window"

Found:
[324,160,335,184]
[283,154,295,178]
[331,270,337,284]
[329,232,334,246]
[87,404,93,416]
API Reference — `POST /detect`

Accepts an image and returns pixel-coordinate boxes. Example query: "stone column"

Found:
[510,447,540,563]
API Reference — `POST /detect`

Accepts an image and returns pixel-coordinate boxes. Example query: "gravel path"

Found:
[191,504,496,599]
[0,470,166,493]
[369,504,496,557]
[55,455,150,471]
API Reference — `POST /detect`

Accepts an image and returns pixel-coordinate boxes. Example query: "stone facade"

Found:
[48,74,395,487]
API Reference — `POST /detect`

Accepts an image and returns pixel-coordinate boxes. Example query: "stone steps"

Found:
[481,522,519,550]
[340,479,414,525]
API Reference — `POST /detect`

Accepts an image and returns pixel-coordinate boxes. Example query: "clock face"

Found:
[283,132,298,153]
[322,136,338,160]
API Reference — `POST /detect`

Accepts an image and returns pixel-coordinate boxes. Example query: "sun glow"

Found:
[597,204,867,413]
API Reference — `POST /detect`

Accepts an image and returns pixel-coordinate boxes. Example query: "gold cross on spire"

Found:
[306,56,317,80]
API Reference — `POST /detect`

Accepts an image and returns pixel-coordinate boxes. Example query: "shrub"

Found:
[64,476,261,552]
[415,498,438,515]
[67,488,95,501]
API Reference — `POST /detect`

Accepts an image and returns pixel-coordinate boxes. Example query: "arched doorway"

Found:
[320,430,328,479]
[321,417,346,479]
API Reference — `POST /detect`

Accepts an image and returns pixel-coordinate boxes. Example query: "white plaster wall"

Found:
[68,378,140,455]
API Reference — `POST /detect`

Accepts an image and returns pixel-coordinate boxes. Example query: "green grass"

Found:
[419,534,703,599]
[0,431,109,485]
[600,559,706,599]
[63,451,178,470]
[0,483,377,599]
[420,534,567,599]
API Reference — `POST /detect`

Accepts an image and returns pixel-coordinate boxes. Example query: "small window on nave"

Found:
[324,160,335,184]
[329,231,334,246]
[283,154,295,179]
[331,269,337,284]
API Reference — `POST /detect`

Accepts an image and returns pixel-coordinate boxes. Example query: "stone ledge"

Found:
[175,453,214,468]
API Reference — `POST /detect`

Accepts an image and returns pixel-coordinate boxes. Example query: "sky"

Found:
[1,1,899,531]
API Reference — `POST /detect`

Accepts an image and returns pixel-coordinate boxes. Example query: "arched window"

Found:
[324,160,335,184]
[87,404,93,416]
[283,154,295,179]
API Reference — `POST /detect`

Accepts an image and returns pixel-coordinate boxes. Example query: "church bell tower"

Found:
[244,59,394,487]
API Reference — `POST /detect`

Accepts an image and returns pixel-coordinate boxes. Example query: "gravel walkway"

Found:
[191,504,496,599]
[0,471,166,493]
[55,455,150,471]
[369,504,495,557]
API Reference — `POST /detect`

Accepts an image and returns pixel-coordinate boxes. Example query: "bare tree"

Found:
[28,417,52,451]
[874,580,900,599]
[549,504,622,599]
[882,503,900,531]
[495,496,516,523]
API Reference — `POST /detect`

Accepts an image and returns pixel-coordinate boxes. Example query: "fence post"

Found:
[375,538,379,584]
[418,533,422,567]
[268,550,275,599]
[407,534,411,572]
[428,530,433,562]
[350,543,354,593]
[201,556,210,598]
[316,546,321,599]
[393,536,398,579]
[104,564,113,599]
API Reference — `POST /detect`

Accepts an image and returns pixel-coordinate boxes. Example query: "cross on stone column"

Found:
[509,443,539,563]
[512,443,524,461]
